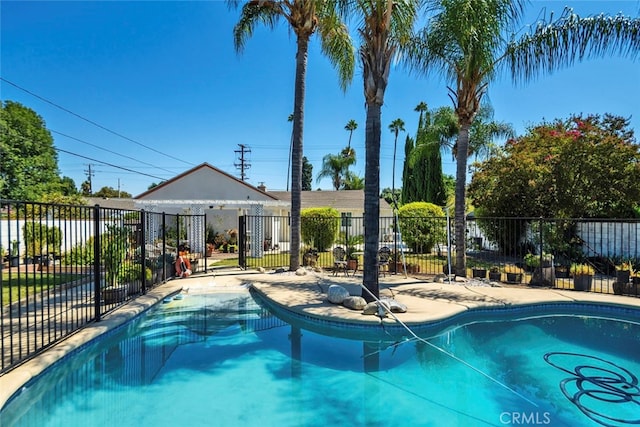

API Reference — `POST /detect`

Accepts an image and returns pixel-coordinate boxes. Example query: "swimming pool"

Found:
[1,288,639,427]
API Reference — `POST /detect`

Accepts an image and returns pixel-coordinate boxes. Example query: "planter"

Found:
[505,272,523,284]
[573,274,593,292]
[613,282,625,295]
[9,256,20,267]
[347,259,358,271]
[102,286,127,304]
[407,264,420,274]
[616,270,631,284]
[127,281,142,296]
[392,261,404,273]
[489,272,501,281]
[471,268,487,279]
[555,267,570,279]
[530,266,555,287]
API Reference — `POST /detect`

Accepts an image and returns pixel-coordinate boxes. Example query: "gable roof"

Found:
[134,162,278,200]
[268,190,393,213]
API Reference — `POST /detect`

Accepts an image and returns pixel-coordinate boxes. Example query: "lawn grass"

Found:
[1,273,83,305]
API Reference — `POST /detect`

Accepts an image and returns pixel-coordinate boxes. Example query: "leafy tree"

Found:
[302,156,313,191]
[350,0,420,301]
[397,202,446,254]
[58,176,78,196]
[93,186,132,198]
[300,207,340,250]
[0,100,60,200]
[406,1,640,276]
[408,106,458,206]
[400,135,415,205]
[469,114,640,219]
[231,0,355,271]
[381,187,401,206]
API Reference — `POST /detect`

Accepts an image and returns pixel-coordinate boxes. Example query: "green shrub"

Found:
[301,207,340,251]
[397,202,446,253]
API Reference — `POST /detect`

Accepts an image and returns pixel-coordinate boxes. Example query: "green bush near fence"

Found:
[397,202,446,254]
[300,208,340,251]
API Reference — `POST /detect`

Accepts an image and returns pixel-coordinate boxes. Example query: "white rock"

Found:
[343,296,367,310]
[327,284,350,304]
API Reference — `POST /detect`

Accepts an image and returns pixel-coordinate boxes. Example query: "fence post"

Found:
[93,204,102,321]
[162,213,166,282]
[204,212,208,274]
[239,215,246,269]
[538,217,544,266]
[141,210,146,293]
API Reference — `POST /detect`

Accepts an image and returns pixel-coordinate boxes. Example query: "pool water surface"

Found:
[1,289,638,427]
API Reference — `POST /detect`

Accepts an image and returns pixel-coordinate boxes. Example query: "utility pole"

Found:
[234,144,251,181]
[84,164,95,194]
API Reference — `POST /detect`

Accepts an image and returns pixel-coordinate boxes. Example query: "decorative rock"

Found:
[327,284,350,304]
[362,302,378,315]
[380,298,407,313]
[342,296,367,310]
[274,267,286,274]
[257,267,266,273]
[295,268,307,276]
[362,300,391,316]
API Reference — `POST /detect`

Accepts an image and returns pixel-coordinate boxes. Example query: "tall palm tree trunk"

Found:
[289,36,309,271]
[454,121,471,277]
[362,102,381,301]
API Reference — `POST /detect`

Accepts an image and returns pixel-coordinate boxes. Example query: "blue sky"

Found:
[2,1,639,197]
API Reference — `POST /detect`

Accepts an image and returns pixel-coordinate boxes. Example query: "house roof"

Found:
[268,190,392,213]
[134,162,278,201]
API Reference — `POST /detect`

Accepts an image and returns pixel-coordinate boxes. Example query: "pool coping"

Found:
[2,269,640,410]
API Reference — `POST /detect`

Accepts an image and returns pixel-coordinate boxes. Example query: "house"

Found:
[128,163,393,256]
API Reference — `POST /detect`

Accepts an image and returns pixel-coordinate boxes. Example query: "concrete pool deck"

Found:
[2,267,640,409]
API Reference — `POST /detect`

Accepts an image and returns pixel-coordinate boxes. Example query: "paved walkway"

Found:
[2,267,640,409]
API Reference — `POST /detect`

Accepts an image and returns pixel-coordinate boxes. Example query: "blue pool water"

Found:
[1,289,639,427]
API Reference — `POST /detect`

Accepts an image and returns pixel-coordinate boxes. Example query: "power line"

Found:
[55,147,167,181]
[1,77,196,167]
[51,129,177,175]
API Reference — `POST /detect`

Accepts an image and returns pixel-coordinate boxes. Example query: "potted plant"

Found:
[570,263,595,291]
[489,266,501,281]
[471,265,487,278]
[504,265,524,284]
[554,264,570,279]
[346,247,359,271]
[613,261,633,294]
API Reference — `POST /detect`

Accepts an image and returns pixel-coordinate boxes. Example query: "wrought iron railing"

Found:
[0,200,205,374]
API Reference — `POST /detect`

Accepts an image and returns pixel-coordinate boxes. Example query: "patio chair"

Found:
[332,246,348,276]
[378,246,391,277]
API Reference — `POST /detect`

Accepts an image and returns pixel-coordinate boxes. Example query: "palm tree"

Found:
[343,171,365,190]
[231,0,355,271]
[407,1,640,276]
[348,0,420,301]
[316,152,355,190]
[388,118,405,208]
[414,101,428,126]
[344,119,358,149]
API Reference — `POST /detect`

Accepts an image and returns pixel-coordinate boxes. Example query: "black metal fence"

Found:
[239,214,640,297]
[1,200,206,374]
